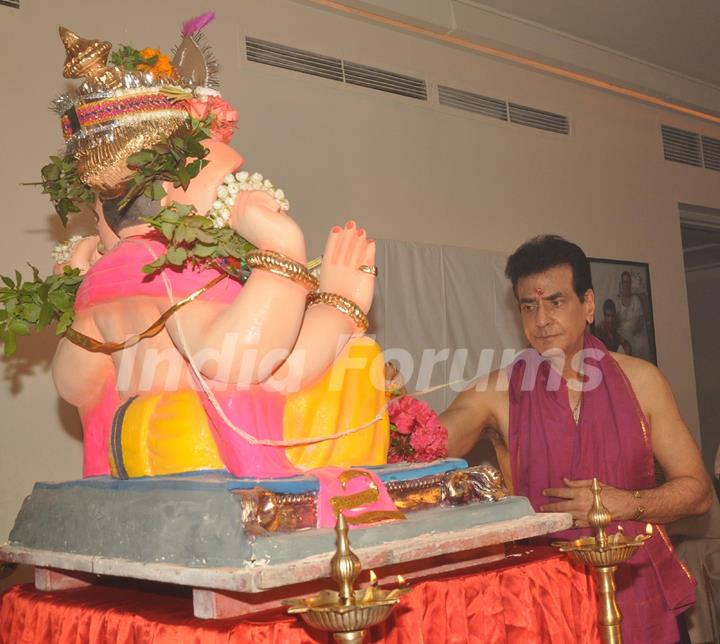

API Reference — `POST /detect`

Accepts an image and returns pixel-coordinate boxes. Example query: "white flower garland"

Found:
[207,171,289,229]
[51,235,85,264]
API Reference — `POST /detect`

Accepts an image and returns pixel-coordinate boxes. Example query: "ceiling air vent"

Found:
[245,37,426,102]
[508,103,569,135]
[343,62,427,100]
[245,37,343,82]
[438,84,569,135]
[438,85,507,121]
[701,135,720,172]
[0,0,20,7]
[661,125,702,167]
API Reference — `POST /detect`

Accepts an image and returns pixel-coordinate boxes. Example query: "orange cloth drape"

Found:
[0,548,599,643]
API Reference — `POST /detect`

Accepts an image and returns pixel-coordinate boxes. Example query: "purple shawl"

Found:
[508,332,696,643]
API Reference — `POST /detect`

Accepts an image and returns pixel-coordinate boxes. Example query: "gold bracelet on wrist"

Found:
[245,250,319,291]
[306,291,369,333]
[631,490,645,521]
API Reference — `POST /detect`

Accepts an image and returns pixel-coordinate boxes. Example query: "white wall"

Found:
[2,0,720,591]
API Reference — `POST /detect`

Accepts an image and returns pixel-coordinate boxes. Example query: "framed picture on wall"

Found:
[589,258,657,364]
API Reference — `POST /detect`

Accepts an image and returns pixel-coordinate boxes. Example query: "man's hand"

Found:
[540,478,633,526]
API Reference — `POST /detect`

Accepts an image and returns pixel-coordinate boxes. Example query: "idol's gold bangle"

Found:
[245,250,319,291]
[306,291,369,333]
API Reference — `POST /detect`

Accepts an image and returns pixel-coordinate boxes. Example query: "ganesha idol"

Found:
[2,18,533,603]
[47,18,391,499]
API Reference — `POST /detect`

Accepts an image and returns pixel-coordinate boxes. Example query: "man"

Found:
[593,298,632,354]
[441,235,711,643]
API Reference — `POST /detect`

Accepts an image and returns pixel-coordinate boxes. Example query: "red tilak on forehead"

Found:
[534,287,544,296]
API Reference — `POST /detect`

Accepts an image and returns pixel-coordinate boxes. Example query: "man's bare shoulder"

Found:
[610,351,662,387]
[609,351,670,414]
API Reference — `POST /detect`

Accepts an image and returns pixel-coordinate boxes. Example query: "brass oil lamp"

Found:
[286,511,410,642]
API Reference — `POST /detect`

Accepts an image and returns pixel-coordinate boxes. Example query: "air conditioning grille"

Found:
[246,37,343,82]
[508,103,569,135]
[438,85,507,121]
[661,125,702,167]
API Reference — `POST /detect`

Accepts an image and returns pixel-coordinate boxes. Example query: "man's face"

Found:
[516,264,595,357]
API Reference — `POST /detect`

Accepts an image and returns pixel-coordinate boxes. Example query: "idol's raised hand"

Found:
[320,220,376,316]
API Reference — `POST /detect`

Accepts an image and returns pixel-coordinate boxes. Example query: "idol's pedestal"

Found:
[0,460,573,621]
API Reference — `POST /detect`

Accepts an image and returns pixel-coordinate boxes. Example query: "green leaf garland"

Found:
[37,156,96,226]
[140,202,256,275]
[120,116,214,209]
[0,266,83,357]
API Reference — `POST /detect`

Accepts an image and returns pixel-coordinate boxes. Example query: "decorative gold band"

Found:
[245,249,319,291]
[234,465,507,533]
[307,291,370,333]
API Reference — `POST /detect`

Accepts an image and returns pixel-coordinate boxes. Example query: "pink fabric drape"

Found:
[75,237,242,310]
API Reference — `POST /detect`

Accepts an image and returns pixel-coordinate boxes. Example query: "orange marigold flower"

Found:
[154,56,174,76]
[139,47,161,60]
[136,48,174,77]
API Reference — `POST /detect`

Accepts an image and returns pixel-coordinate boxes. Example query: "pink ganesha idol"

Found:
[43,16,397,520]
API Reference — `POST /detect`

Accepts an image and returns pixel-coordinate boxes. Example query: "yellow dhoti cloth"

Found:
[109,390,224,478]
[283,336,389,469]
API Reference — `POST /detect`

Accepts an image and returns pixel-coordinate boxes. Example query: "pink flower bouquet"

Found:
[387,396,448,463]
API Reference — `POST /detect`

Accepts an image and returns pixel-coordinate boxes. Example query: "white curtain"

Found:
[370,239,527,414]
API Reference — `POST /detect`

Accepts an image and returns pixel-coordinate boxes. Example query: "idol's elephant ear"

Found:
[171,11,219,88]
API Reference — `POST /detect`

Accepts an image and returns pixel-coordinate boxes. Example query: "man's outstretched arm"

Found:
[441,371,506,458]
